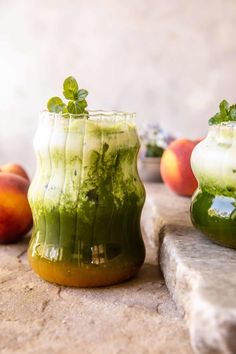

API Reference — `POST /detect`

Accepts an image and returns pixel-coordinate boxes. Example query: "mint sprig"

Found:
[209,100,236,125]
[47,76,88,115]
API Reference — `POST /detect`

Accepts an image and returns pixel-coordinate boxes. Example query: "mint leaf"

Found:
[219,100,229,121]
[67,100,88,114]
[219,100,229,117]
[75,100,88,114]
[47,97,67,113]
[230,108,236,119]
[76,100,87,109]
[209,113,221,126]
[67,101,76,114]
[63,76,79,100]
[63,89,76,100]
[63,76,78,93]
[77,89,88,101]
[47,76,88,117]
[208,100,236,125]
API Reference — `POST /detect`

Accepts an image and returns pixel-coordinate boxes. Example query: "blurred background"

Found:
[0,0,236,175]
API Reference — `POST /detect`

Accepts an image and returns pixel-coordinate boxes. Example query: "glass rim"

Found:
[209,121,236,128]
[40,109,136,120]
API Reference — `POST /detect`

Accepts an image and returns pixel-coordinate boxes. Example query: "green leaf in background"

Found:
[47,97,67,113]
[145,144,164,158]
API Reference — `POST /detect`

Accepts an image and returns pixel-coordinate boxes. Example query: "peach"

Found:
[0,163,30,181]
[160,139,199,197]
[0,173,32,243]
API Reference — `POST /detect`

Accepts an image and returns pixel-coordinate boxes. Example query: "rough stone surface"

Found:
[145,183,236,354]
[0,194,192,354]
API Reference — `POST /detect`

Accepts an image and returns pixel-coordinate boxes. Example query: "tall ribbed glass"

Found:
[28,111,146,286]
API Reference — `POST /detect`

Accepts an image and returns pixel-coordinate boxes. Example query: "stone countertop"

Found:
[3,183,235,354]
[144,183,236,354]
[0,184,192,354]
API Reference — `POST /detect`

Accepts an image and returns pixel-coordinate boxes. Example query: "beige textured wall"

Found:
[0,0,236,175]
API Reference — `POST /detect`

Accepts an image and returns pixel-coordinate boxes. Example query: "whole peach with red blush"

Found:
[160,139,199,197]
[0,173,32,243]
[0,163,30,181]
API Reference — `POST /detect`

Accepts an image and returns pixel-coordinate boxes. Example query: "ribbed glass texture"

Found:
[28,111,146,286]
[191,123,236,249]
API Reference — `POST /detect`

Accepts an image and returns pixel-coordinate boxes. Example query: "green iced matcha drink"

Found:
[191,120,236,249]
[28,111,145,286]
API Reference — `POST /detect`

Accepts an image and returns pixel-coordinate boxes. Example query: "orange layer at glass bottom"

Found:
[28,253,143,287]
